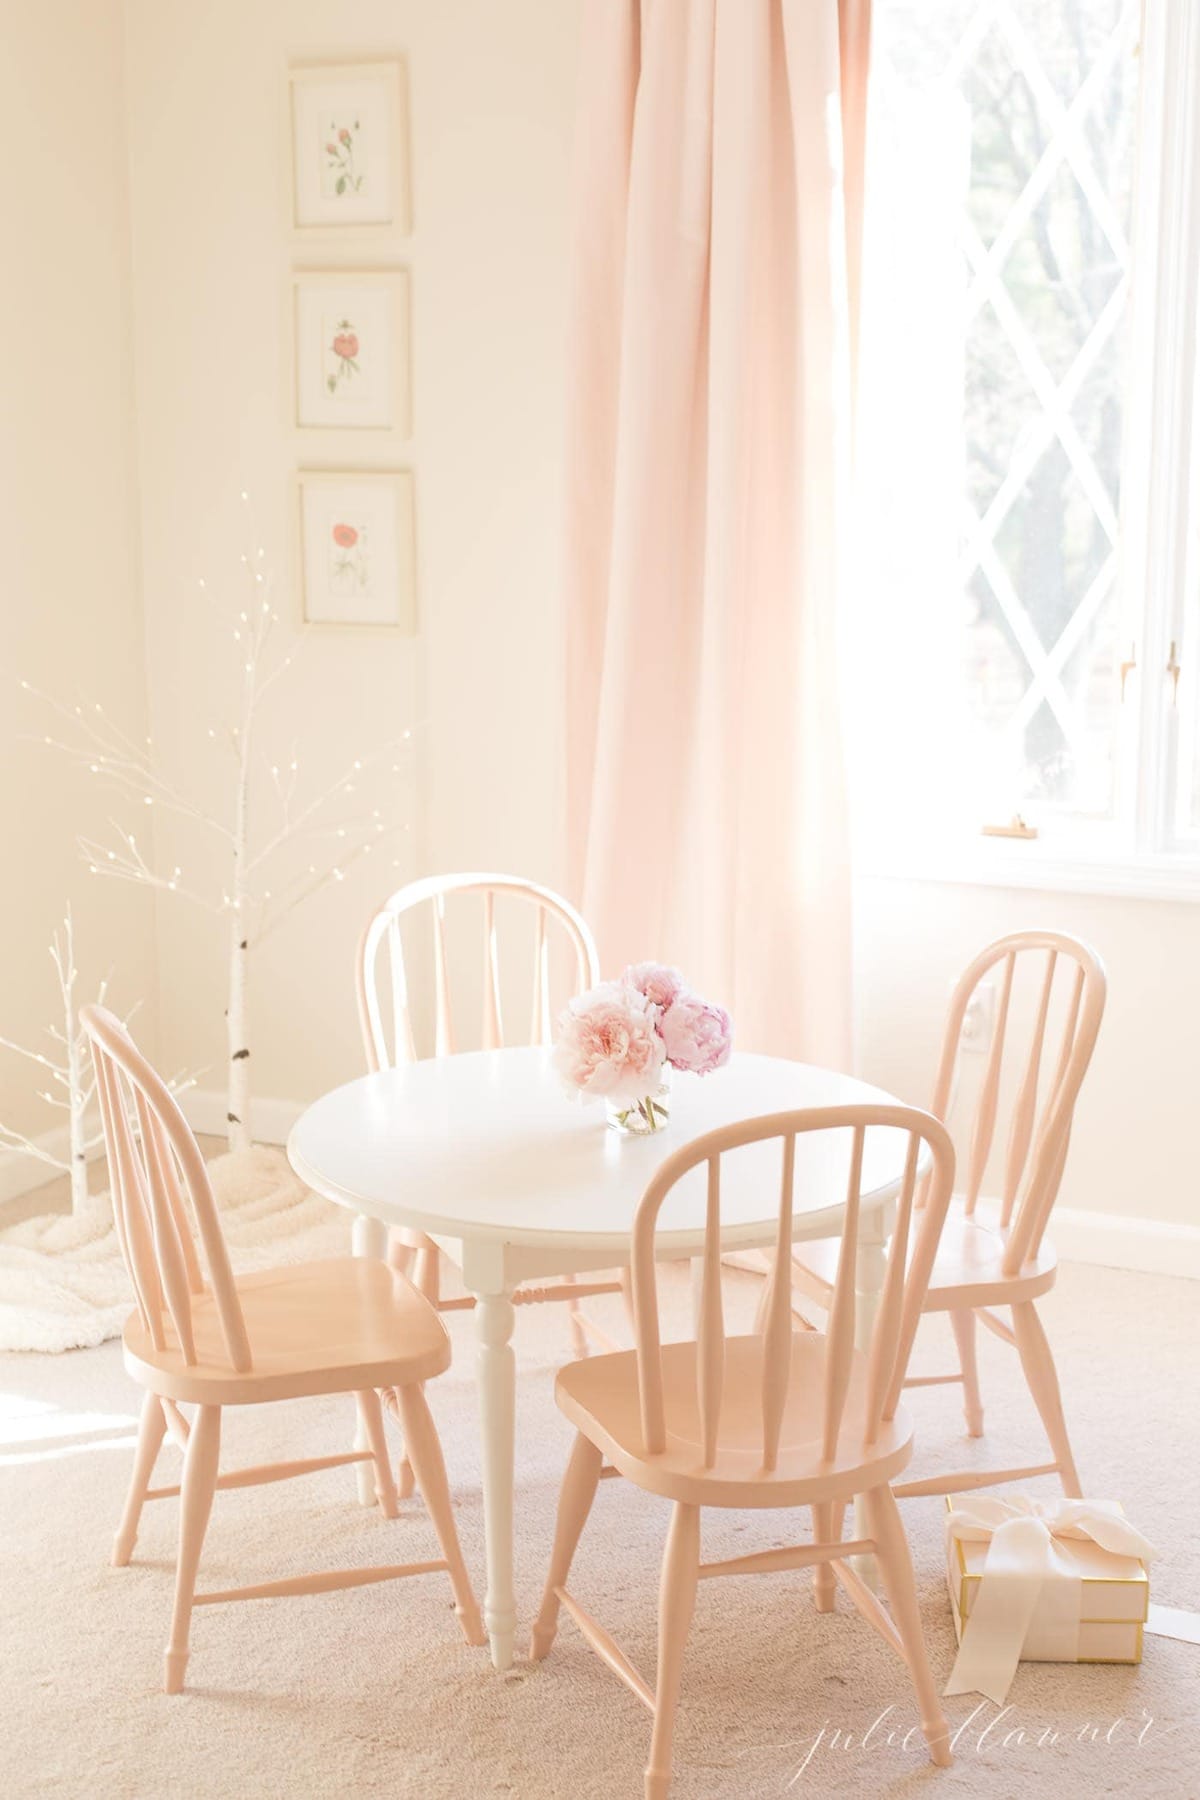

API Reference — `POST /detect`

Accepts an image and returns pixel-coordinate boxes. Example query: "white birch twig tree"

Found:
[0,908,197,1211]
[24,520,408,1152]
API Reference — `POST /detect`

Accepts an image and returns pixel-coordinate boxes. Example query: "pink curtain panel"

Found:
[564,0,870,1065]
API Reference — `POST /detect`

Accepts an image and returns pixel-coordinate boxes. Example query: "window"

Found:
[855,0,1200,890]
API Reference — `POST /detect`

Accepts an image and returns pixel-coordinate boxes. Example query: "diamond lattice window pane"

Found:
[992,445,1112,652]
[962,37,1044,249]
[1070,347,1126,516]
[1078,34,1140,222]
[1060,590,1120,809]
[962,568,1032,731]
[1001,160,1125,383]
[1021,697,1073,802]
[877,0,982,85]
[954,1,1137,817]
[1019,1,1135,108]
[964,303,1040,518]
[860,0,1140,833]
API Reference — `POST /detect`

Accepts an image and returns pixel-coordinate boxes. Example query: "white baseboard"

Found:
[1048,1204,1200,1281]
[972,1195,1200,1282]
[0,1126,106,1207]
[180,1087,304,1148]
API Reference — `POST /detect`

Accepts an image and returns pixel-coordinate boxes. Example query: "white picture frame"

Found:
[298,471,416,632]
[288,60,410,234]
[293,271,411,433]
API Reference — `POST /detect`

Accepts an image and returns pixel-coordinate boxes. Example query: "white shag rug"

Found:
[0,1147,352,1354]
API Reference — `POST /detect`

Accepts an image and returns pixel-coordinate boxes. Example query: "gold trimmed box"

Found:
[945,1497,1148,1666]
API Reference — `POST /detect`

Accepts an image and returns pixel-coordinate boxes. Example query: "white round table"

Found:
[288,1047,912,1670]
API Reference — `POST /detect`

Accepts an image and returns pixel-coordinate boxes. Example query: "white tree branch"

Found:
[256,835,380,941]
[0,1036,64,1076]
[78,830,222,914]
[23,680,232,838]
[0,1126,68,1171]
[247,738,407,874]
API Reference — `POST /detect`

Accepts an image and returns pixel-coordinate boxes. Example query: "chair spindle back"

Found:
[928,932,1105,1274]
[81,1004,251,1373]
[630,1105,956,1468]
[357,872,599,1069]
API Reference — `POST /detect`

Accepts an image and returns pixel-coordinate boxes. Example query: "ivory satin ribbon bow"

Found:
[943,1494,1157,1705]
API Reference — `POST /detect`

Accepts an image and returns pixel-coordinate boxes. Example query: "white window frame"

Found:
[859,0,1200,902]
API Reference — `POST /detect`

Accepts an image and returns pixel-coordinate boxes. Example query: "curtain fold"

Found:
[565,0,868,1065]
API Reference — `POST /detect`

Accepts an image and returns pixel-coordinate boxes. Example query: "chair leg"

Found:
[530,1432,604,1659]
[387,1230,416,1277]
[414,1240,442,1308]
[112,1392,167,1567]
[394,1233,429,1501]
[564,1273,589,1359]
[164,1404,221,1694]
[1011,1300,1082,1497]
[645,1502,700,1800]
[753,1268,772,1335]
[377,1389,418,1502]
[395,1384,485,1647]
[811,1503,837,1612]
[950,1308,985,1437]
[862,1483,952,1768]
[406,1247,445,1495]
[356,1389,399,1519]
[619,1264,637,1338]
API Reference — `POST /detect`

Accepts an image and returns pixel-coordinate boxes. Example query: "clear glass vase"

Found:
[606,1069,671,1136]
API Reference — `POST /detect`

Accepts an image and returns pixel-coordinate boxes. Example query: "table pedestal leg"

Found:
[474,1288,517,1671]
[352,1212,389,1506]
[852,1202,890,1585]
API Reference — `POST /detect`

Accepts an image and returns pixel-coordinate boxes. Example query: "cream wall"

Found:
[120,0,579,1117]
[3,1,1193,1265]
[0,0,157,1146]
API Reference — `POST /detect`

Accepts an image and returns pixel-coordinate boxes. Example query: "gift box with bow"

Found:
[943,1494,1156,1704]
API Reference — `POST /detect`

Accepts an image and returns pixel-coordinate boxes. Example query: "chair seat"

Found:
[556,1333,913,1509]
[792,1204,1059,1313]
[123,1258,451,1404]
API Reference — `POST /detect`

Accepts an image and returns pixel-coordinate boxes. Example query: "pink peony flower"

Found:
[659,993,733,1076]
[622,962,687,1011]
[553,982,666,1105]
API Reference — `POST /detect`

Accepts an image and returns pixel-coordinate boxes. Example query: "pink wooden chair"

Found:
[792,931,1106,1501]
[358,871,629,1345]
[531,1103,958,1800]
[82,1004,483,1694]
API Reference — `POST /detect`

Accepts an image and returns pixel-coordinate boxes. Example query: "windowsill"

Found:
[855,841,1200,904]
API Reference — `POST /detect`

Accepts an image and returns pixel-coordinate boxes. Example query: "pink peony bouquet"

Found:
[553,962,733,1120]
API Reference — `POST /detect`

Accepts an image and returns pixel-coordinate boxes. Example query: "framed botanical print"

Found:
[293,272,411,433]
[298,471,416,632]
[288,60,410,234]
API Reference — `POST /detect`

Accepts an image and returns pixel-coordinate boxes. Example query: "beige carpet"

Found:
[1,1259,1196,1799]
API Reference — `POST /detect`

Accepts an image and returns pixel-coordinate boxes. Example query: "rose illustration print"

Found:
[331,521,370,593]
[321,116,365,198]
[326,319,361,395]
